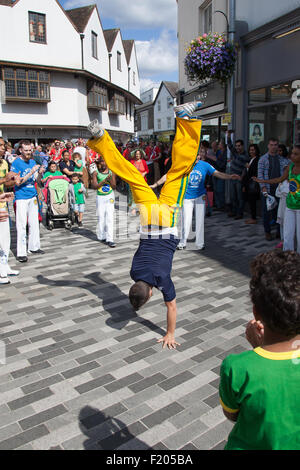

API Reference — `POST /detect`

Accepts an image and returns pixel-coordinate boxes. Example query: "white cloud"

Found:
[136,30,178,77]
[63,0,177,31]
[140,78,160,93]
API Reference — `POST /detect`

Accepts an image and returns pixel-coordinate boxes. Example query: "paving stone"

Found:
[18,404,68,431]
[0,194,266,450]
[98,421,148,450]
[75,374,115,394]
[141,402,184,428]
[8,388,54,411]
[0,425,49,450]
[158,371,195,391]
[80,403,128,430]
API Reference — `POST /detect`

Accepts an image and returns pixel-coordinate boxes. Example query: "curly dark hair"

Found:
[250,250,300,337]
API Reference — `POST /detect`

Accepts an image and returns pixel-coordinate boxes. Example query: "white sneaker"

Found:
[174,101,203,119]
[87,120,105,139]
[177,243,186,250]
[7,268,20,276]
[0,276,10,284]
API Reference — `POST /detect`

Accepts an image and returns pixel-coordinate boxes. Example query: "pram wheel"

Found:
[65,220,72,230]
[48,220,54,231]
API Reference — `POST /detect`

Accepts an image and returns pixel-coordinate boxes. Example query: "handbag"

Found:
[247,179,260,198]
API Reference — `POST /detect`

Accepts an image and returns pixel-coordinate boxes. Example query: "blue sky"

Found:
[60,0,178,91]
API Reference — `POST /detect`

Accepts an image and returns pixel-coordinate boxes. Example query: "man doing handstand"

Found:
[87,102,203,349]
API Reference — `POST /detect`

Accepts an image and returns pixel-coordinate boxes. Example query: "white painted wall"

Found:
[141,88,158,104]
[236,0,300,32]
[82,8,109,81]
[0,0,139,137]
[127,43,140,99]
[154,84,177,133]
[109,32,128,90]
[0,0,81,69]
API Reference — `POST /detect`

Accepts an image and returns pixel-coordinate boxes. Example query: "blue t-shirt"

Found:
[11,157,37,200]
[130,236,179,302]
[185,161,216,200]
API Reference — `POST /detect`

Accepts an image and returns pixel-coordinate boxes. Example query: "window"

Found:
[109,91,125,114]
[158,100,161,112]
[92,32,98,59]
[2,67,50,101]
[167,117,172,129]
[117,52,122,71]
[203,3,212,34]
[167,96,173,108]
[29,12,46,44]
[133,71,136,86]
[157,119,161,130]
[87,81,107,109]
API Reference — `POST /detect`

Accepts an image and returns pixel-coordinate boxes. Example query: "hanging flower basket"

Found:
[184,33,237,85]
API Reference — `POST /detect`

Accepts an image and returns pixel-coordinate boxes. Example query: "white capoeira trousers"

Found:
[283,208,300,254]
[16,197,40,257]
[180,196,206,249]
[0,216,11,277]
[96,193,115,243]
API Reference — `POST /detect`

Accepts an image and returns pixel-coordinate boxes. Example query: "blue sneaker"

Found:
[174,101,203,119]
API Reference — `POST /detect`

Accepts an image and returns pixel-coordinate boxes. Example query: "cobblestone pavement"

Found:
[0,194,279,450]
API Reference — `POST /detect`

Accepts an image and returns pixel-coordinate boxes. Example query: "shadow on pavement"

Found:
[36,271,165,336]
[79,406,149,450]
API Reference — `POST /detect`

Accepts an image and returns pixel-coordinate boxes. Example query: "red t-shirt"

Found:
[123,148,131,161]
[49,148,63,162]
[130,159,149,181]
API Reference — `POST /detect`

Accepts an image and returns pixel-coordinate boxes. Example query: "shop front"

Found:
[181,79,228,143]
[238,7,300,153]
[248,82,299,155]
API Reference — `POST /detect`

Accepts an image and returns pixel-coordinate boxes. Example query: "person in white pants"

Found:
[178,149,240,250]
[254,144,300,254]
[91,157,117,248]
[11,140,45,262]
[0,192,20,284]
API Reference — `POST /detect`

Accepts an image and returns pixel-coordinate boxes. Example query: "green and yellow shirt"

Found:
[286,163,300,210]
[96,170,113,196]
[0,159,8,209]
[219,347,300,450]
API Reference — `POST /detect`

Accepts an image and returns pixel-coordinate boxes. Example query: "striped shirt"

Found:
[257,153,290,193]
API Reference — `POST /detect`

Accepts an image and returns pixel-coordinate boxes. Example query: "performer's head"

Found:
[129,281,153,311]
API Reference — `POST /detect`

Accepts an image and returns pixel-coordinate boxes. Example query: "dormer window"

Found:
[29,12,46,44]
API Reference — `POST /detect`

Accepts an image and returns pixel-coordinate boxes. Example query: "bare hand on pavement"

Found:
[157,333,180,350]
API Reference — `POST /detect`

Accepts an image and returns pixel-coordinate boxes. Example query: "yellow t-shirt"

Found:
[0,159,9,209]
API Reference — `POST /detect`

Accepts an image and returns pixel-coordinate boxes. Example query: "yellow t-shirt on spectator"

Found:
[0,159,9,209]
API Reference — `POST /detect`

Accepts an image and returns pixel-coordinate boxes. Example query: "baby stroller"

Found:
[43,176,74,230]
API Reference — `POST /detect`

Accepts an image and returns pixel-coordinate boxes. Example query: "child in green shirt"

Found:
[41,161,63,184]
[69,174,86,227]
[72,152,83,177]
[220,249,300,450]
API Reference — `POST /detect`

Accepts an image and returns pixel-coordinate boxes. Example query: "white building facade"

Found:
[0,0,141,144]
[153,82,178,141]
[135,87,158,141]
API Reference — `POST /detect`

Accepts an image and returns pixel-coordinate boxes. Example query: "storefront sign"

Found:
[222,113,232,125]
[25,129,47,137]
[184,81,225,110]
